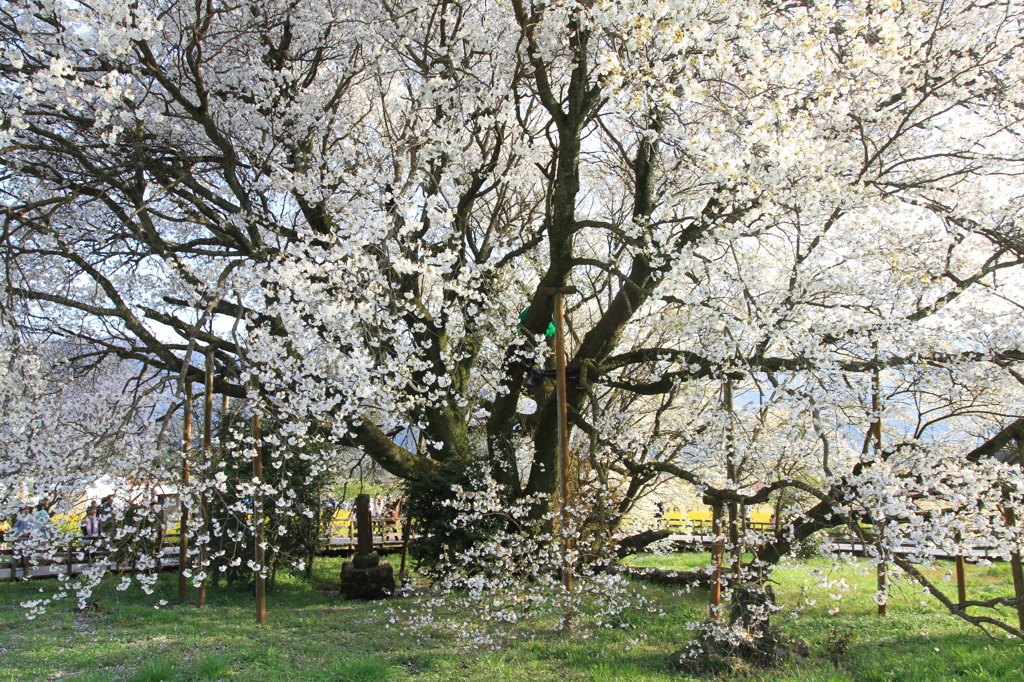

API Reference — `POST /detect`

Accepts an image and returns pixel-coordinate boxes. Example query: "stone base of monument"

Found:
[340,552,395,600]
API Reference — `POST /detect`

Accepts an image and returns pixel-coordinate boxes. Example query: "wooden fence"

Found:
[0,537,171,581]
[0,515,409,581]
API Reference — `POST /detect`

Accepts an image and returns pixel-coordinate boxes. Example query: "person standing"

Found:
[80,505,101,563]
[30,502,52,538]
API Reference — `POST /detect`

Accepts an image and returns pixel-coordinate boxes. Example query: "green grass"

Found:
[193,652,232,680]
[0,554,1022,681]
[322,656,395,681]
[130,658,177,682]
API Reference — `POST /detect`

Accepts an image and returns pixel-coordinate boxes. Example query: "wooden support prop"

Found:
[955,555,968,605]
[251,376,267,625]
[1006,504,1024,625]
[540,285,578,631]
[872,364,887,616]
[876,559,888,617]
[400,517,412,579]
[723,379,742,579]
[710,502,724,620]
[728,502,739,577]
[1010,437,1024,630]
[156,494,168,567]
[197,347,213,607]
[179,377,192,604]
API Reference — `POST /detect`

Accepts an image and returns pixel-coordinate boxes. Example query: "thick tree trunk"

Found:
[613,528,673,560]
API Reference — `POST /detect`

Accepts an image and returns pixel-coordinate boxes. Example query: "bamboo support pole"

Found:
[197,347,213,607]
[1009,437,1024,630]
[552,286,575,631]
[955,537,967,605]
[872,364,887,616]
[250,377,267,625]
[400,517,412,580]
[178,377,192,604]
[876,560,887,616]
[711,503,724,620]
[724,379,741,579]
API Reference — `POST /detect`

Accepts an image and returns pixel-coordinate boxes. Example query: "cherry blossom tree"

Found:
[4,0,1024,637]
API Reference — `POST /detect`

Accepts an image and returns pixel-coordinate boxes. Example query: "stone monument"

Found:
[339,493,395,599]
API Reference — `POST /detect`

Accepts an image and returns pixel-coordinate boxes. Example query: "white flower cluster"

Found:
[388,475,656,647]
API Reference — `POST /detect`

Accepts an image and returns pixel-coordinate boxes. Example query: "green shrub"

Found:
[402,456,508,571]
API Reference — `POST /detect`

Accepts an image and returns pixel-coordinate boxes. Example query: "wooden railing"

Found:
[322,516,407,549]
[0,516,413,581]
[0,536,136,581]
[660,518,776,534]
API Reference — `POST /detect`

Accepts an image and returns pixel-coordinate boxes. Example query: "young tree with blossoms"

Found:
[0,328,177,612]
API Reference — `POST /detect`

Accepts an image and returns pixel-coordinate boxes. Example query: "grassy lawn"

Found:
[1,553,1022,681]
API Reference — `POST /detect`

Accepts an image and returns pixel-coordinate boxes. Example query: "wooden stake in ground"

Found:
[955,540,968,605]
[539,285,577,632]
[197,347,213,607]
[1009,437,1024,630]
[250,377,267,625]
[872,363,887,616]
[723,378,741,580]
[178,377,192,604]
[710,501,724,621]
[399,517,412,580]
